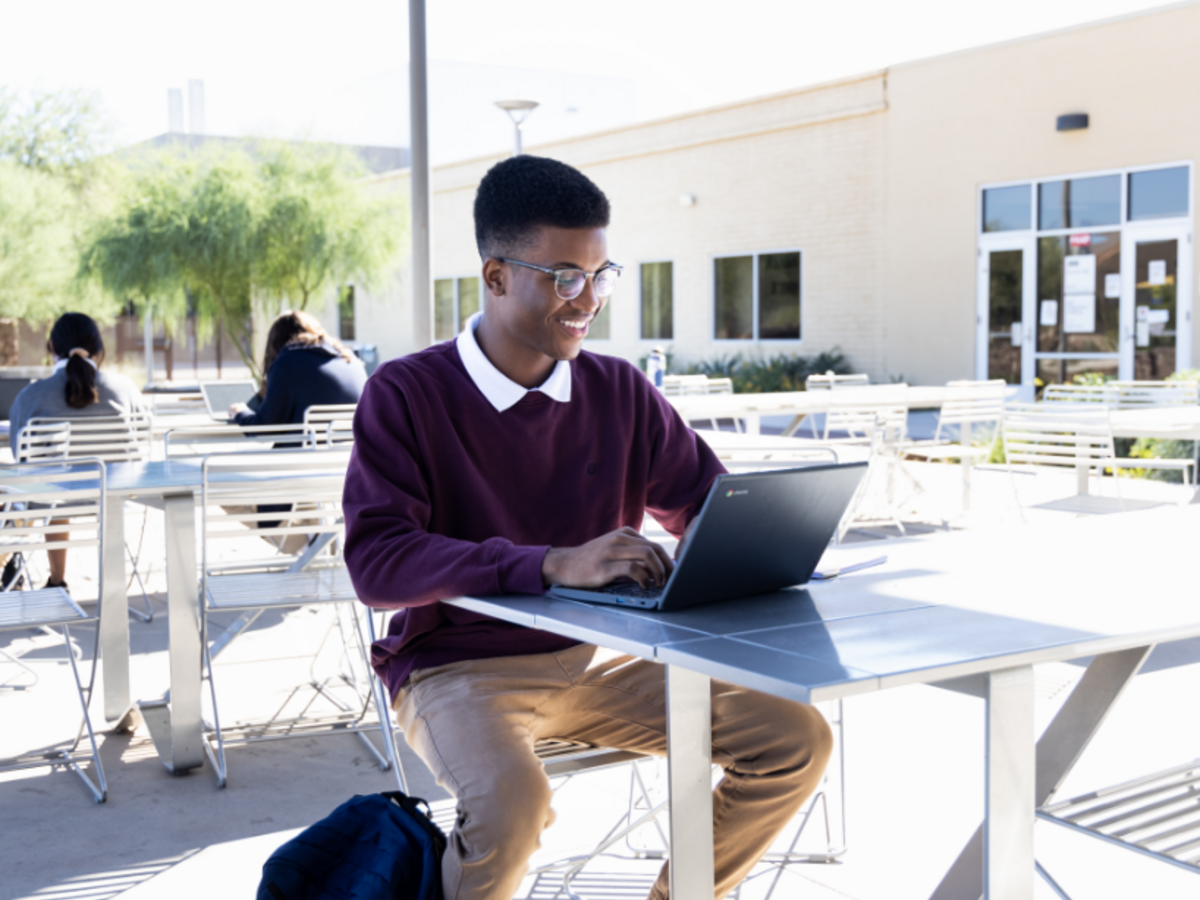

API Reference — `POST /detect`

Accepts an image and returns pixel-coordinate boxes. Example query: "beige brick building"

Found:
[350,2,1200,395]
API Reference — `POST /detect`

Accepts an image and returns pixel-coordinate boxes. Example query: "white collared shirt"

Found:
[455,312,572,413]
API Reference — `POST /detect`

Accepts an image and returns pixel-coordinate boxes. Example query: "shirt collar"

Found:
[53,357,97,373]
[455,312,572,413]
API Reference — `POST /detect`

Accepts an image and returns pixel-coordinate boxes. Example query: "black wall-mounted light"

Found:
[1057,113,1089,131]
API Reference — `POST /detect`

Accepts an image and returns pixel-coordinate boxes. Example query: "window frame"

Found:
[433,274,484,341]
[637,259,676,343]
[710,247,804,344]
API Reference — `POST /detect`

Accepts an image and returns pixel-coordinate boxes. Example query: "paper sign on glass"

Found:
[1063,293,1095,333]
[1104,273,1121,299]
[1137,322,1151,346]
[1146,309,1170,325]
[1039,300,1058,326]
[1149,260,1167,285]
[1064,255,1096,294]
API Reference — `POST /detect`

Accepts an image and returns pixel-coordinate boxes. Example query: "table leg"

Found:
[984,666,1034,900]
[99,493,131,725]
[667,664,714,900]
[929,646,1152,900]
[744,413,761,436]
[139,493,204,773]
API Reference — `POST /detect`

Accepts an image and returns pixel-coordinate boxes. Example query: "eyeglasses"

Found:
[497,257,623,301]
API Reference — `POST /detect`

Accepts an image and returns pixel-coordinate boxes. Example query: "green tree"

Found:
[0,87,109,174]
[254,142,404,310]
[0,159,92,320]
[81,142,405,381]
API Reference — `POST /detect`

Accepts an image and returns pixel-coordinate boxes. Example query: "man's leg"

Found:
[538,647,833,900]
[392,647,583,900]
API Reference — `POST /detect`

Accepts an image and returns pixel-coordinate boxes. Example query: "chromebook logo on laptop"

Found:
[725,489,748,497]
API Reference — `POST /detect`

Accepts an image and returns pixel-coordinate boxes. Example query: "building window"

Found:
[982,185,1031,232]
[338,285,355,341]
[714,251,801,341]
[640,261,673,340]
[434,276,482,341]
[1038,175,1121,230]
[1128,166,1189,221]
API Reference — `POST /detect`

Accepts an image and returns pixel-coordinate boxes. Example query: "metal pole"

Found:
[514,122,522,157]
[143,309,155,387]
[409,0,433,351]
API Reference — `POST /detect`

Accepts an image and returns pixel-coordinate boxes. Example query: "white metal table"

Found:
[447,505,1200,899]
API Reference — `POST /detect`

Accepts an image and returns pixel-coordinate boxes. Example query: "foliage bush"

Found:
[678,349,851,393]
[1127,369,1200,484]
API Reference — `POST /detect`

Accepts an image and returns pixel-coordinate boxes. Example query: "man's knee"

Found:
[736,693,834,779]
[450,760,556,870]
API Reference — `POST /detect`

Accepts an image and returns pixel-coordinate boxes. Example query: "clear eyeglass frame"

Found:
[497,257,623,301]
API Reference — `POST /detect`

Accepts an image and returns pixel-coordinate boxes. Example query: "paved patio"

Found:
[3,460,1199,900]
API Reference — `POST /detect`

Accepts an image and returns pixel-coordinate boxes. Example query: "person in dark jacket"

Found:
[230,310,367,426]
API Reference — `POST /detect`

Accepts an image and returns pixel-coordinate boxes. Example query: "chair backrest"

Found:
[1041,384,1110,404]
[934,379,1008,441]
[302,405,357,447]
[806,371,870,391]
[1002,403,1115,470]
[163,423,323,458]
[19,413,153,463]
[1107,380,1199,408]
[200,449,351,580]
[660,375,730,396]
[0,459,104,590]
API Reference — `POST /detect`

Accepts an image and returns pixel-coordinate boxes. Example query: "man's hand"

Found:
[542,526,674,589]
[229,402,250,417]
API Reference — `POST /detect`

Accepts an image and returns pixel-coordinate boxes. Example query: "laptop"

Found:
[549,462,868,611]
[200,381,259,422]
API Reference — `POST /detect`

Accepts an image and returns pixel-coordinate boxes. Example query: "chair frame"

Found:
[198,449,399,787]
[302,404,357,447]
[17,414,155,621]
[0,459,108,802]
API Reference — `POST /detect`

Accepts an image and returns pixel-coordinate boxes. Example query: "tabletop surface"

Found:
[449,504,1200,702]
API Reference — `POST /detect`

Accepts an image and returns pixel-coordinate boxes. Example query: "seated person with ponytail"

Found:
[8,312,148,589]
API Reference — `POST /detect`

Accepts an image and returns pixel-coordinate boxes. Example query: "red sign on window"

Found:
[1069,233,1092,247]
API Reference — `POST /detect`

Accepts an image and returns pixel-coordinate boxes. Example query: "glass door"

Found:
[977,238,1034,394]
[1120,225,1193,379]
[1033,231,1122,388]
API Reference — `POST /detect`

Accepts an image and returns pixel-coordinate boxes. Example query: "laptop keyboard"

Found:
[594,582,664,599]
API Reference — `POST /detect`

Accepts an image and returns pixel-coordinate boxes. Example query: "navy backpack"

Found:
[258,791,447,900]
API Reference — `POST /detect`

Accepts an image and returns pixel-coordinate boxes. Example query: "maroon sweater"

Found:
[342,341,726,698]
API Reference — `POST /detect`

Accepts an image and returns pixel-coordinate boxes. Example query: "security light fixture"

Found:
[1057,113,1089,132]
[495,99,540,156]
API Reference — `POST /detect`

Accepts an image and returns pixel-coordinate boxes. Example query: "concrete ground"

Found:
[3,457,1199,899]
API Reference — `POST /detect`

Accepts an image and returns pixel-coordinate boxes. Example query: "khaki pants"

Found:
[394,643,833,900]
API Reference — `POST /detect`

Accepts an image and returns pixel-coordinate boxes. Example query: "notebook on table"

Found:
[200,381,259,422]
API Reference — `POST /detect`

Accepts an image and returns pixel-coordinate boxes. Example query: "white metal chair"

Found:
[1036,757,1200,897]
[163,422,324,458]
[198,449,402,787]
[1043,380,1199,409]
[836,407,921,539]
[1002,403,1194,514]
[16,414,155,621]
[303,404,357,447]
[804,371,870,391]
[0,459,107,802]
[662,376,738,432]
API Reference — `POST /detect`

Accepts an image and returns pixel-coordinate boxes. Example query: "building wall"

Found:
[359,2,1200,385]
[363,72,891,376]
[884,1,1200,383]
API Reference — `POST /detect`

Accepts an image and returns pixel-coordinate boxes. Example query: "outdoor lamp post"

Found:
[495,99,539,156]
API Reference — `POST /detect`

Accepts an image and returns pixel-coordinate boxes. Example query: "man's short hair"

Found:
[474,155,611,259]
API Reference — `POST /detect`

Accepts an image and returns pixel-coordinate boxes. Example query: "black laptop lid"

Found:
[660,462,866,609]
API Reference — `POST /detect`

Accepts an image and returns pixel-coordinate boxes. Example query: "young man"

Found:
[343,155,831,900]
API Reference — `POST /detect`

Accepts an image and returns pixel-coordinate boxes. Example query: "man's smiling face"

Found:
[479,224,610,387]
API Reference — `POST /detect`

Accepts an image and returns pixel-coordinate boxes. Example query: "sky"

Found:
[0,0,1182,153]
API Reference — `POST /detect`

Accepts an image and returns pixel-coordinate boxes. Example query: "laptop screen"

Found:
[201,382,258,419]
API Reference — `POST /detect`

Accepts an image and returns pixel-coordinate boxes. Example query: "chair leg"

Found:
[61,624,106,803]
[366,611,408,793]
[125,543,153,623]
[200,638,229,788]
